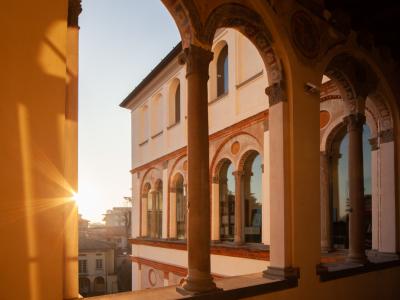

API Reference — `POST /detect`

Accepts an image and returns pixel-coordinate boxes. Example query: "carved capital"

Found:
[265,82,287,106]
[369,137,379,151]
[232,171,245,178]
[182,45,213,78]
[68,0,82,28]
[343,113,365,133]
[211,176,219,184]
[380,128,394,144]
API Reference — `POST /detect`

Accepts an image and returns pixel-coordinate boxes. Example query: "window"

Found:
[147,180,163,238]
[151,94,163,135]
[79,260,87,274]
[175,173,186,239]
[217,45,228,97]
[243,152,262,243]
[96,259,103,270]
[219,160,235,241]
[139,105,149,143]
[169,80,181,126]
[174,83,181,123]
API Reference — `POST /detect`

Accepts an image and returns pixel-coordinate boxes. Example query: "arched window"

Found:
[243,152,262,243]
[217,45,228,97]
[93,277,105,293]
[140,105,149,143]
[219,159,235,241]
[175,173,186,239]
[151,95,163,135]
[147,180,163,238]
[174,83,181,123]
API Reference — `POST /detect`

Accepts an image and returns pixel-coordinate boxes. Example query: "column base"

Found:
[345,253,369,265]
[176,271,222,296]
[263,266,299,280]
[366,249,400,262]
[321,246,335,254]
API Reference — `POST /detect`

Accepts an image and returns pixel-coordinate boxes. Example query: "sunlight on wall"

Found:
[37,20,67,78]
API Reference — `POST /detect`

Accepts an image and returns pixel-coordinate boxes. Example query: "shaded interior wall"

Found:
[0,1,70,299]
[245,267,400,300]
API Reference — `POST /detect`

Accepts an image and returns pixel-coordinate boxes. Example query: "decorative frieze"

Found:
[380,128,394,144]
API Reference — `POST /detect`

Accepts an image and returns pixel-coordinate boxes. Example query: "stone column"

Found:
[149,190,158,238]
[263,82,296,279]
[141,195,148,237]
[64,1,81,299]
[344,113,368,264]
[177,45,218,295]
[233,171,244,244]
[320,151,333,252]
[369,137,379,251]
[169,188,177,239]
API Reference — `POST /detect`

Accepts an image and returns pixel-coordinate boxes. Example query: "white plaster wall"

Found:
[134,245,269,277]
[130,29,268,169]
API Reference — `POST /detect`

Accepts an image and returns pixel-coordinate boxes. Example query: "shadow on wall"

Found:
[0,1,78,299]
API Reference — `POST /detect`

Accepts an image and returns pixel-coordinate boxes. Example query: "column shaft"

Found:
[345,113,368,264]
[177,45,217,294]
[320,152,333,252]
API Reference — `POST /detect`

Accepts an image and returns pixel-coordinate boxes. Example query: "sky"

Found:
[78,0,180,222]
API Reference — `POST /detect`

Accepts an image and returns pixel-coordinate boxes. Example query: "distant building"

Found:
[78,209,132,294]
[78,237,118,297]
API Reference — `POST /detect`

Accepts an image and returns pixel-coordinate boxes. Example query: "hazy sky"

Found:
[78,0,180,222]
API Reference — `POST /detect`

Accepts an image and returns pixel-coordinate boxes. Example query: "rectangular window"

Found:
[79,260,87,273]
[96,259,103,270]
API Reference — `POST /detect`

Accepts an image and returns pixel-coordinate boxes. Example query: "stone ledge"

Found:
[317,254,400,282]
[87,273,298,300]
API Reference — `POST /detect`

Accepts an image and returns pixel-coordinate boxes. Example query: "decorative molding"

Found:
[231,141,241,155]
[236,71,264,89]
[139,139,149,147]
[167,121,180,130]
[369,137,379,151]
[380,128,394,144]
[208,92,228,106]
[151,130,163,139]
[68,0,82,28]
[290,10,320,59]
[320,95,342,103]
[265,82,287,106]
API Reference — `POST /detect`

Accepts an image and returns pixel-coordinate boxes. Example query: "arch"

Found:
[93,276,105,293]
[79,277,91,296]
[202,3,283,84]
[210,131,262,178]
[238,150,263,243]
[217,158,235,242]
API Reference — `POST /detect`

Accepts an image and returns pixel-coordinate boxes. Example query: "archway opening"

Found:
[219,159,235,242]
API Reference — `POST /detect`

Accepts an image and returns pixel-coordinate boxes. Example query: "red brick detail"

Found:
[130,111,268,174]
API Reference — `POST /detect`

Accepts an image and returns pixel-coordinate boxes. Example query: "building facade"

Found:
[123,28,271,289]
[122,26,399,292]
